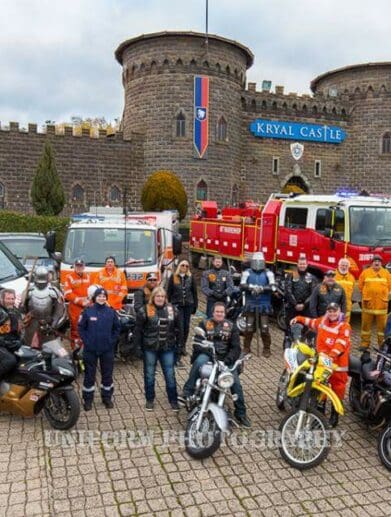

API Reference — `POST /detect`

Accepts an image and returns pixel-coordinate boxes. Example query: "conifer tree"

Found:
[31,141,65,215]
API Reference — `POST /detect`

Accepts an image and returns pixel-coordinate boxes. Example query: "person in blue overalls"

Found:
[78,287,121,411]
[240,252,276,357]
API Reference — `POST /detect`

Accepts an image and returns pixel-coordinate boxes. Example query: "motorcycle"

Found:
[184,327,250,459]
[0,340,80,429]
[278,349,344,470]
[271,271,287,331]
[116,303,140,361]
[348,342,391,470]
[276,323,313,411]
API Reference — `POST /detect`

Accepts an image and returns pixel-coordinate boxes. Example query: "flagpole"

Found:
[205,0,209,47]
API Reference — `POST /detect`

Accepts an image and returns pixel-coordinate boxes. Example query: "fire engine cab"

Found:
[190,194,391,278]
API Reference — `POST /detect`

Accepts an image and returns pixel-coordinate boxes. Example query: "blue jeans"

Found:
[176,305,193,354]
[143,349,178,404]
[182,353,247,417]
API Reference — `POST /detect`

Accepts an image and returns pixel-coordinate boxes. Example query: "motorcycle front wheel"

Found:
[279,408,330,470]
[378,424,391,471]
[185,410,221,459]
[44,389,80,430]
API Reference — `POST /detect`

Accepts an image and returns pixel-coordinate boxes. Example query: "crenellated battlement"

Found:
[0,122,124,140]
[241,83,349,118]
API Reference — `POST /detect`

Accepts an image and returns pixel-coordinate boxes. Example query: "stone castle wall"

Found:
[0,32,389,217]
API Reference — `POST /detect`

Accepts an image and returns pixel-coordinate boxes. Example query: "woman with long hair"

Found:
[134,286,182,411]
[166,260,198,367]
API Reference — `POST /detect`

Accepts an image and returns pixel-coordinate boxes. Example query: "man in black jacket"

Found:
[133,273,159,313]
[180,302,251,428]
[284,256,317,346]
[309,270,347,317]
[201,256,234,317]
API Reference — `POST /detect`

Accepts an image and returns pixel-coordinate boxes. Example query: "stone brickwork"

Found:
[0,124,144,215]
[0,32,390,216]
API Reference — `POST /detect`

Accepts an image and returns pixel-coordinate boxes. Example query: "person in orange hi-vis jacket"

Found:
[63,258,92,349]
[96,256,128,310]
[292,302,351,401]
[358,255,391,349]
[335,258,356,323]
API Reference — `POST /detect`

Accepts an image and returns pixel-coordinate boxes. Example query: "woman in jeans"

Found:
[134,286,182,411]
[166,259,198,367]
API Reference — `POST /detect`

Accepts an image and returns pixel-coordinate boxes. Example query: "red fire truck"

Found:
[190,194,391,279]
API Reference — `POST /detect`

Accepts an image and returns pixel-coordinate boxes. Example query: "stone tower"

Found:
[115,31,254,206]
[311,63,391,192]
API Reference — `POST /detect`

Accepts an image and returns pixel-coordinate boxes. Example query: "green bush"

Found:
[0,211,70,251]
[141,170,188,220]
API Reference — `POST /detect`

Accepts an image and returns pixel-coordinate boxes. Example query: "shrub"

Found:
[141,170,187,220]
[0,211,70,251]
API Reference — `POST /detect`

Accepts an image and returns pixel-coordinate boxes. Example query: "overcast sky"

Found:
[0,0,389,127]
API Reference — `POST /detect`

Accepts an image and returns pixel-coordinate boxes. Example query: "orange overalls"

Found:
[96,267,128,310]
[358,267,391,347]
[335,271,355,323]
[63,271,91,349]
[296,315,351,400]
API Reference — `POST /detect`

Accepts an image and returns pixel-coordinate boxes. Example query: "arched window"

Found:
[196,180,208,201]
[382,132,391,154]
[72,184,84,202]
[176,112,186,137]
[231,184,239,206]
[217,116,227,141]
[0,182,4,209]
[110,185,121,203]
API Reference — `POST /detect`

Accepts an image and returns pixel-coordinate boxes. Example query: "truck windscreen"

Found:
[63,228,156,267]
[350,206,391,247]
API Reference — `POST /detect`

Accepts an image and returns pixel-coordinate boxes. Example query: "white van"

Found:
[0,241,28,298]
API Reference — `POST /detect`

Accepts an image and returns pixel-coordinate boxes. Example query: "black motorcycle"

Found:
[0,340,80,429]
[116,304,140,360]
[348,342,391,470]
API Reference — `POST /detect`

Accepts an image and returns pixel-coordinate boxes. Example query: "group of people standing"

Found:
[1,248,389,428]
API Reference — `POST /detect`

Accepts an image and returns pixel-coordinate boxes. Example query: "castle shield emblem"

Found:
[290,142,304,161]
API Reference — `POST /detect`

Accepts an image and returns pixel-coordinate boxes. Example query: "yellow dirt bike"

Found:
[278,344,344,470]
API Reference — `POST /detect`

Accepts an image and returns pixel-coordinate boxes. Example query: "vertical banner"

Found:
[194,76,209,158]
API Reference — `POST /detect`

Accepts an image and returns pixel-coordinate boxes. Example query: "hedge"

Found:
[0,211,70,251]
[141,170,188,220]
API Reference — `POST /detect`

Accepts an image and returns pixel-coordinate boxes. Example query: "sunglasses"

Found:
[181,264,189,268]
[148,278,158,282]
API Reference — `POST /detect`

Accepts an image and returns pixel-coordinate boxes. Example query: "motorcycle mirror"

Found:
[194,327,206,338]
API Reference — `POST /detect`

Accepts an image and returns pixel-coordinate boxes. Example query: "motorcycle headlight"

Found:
[200,363,213,379]
[218,371,234,389]
[58,366,74,377]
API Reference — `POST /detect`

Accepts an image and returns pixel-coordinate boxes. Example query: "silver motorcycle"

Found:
[184,327,250,459]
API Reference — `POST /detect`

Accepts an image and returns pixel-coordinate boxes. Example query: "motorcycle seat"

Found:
[361,360,377,382]
[348,355,361,375]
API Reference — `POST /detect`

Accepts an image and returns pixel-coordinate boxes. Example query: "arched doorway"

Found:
[282,176,309,194]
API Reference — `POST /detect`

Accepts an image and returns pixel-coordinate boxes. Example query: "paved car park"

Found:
[1,308,390,517]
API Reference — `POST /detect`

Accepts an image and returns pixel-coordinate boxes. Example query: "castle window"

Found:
[272,157,279,175]
[231,184,239,206]
[72,184,84,202]
[0,183,4,209]
[216,116,227,141]
[176,112,186,138]
[382,132,391,154]
[110,186,121,202]
[196,180,208,201]
[314,160,322,178]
